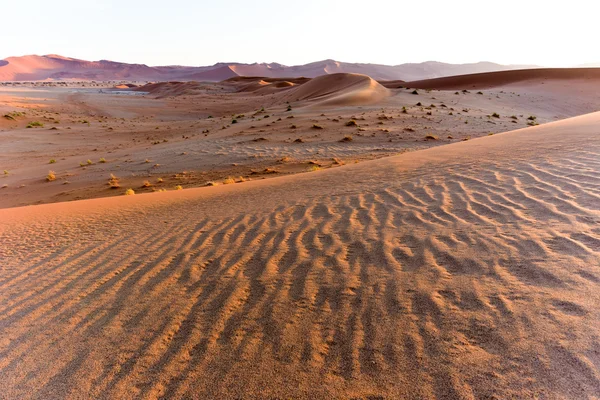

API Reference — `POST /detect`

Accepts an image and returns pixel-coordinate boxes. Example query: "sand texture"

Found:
[1,111,599,399]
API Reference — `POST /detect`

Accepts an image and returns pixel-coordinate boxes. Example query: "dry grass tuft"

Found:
[46,171,56,181]
[124,188,135,195]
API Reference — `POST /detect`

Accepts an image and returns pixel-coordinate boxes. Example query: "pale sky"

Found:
[3,0,596,67]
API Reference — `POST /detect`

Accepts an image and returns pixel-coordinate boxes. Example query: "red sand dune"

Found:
[0,54,540,82]
[404,68,600,90]
[282,73,389,106]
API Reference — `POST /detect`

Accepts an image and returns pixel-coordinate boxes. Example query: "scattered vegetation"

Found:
[46,170,56,181]
[175,185,183,190]
[125,188,135,195]
[49,159,56,164]
[99,158,106,163]
[345,120,358,127]
[87,159,93,165]
[223,177,235,185]
[491,112,500,118]
[157,177,163,183]
[142,180,152,188]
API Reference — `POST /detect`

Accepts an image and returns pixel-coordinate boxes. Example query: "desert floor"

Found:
[2,73,599,209]
[1,73,600,399]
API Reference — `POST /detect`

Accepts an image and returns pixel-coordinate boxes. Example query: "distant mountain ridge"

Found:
[0,54,540,82]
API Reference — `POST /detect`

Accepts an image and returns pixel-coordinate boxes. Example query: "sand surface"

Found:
[3,71,600,209]
[1,110,599,399]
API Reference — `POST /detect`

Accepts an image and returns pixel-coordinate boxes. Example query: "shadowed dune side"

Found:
[1,114,600,399]
[404,67,600,90]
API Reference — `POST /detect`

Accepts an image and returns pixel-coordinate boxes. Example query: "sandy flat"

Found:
[1,111,599,399]
[2,70,600,209]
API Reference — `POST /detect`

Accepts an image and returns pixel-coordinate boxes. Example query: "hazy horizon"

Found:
[3,0,596,68]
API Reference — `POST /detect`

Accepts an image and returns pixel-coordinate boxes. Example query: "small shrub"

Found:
[411,90,419,95]
[142,180,152,188]
[49,159,56,164]
[311,124,324,130]
[477,91,483,95]
[286,105,292,112]
[345,120,358,127]
[27,121,44,128]
[223,177,235,185]
[157,177,163,183]
[3,170,8,175]
[340,135,353,142]
[46,170,56,181]
[527,115,537,121]
[491,112,500,118]
[231,119,238,124]
[424,135,439,141]
[125,188,135,195]
[416,102,422,106]
[87,159,93,165]
[99,158,106,163]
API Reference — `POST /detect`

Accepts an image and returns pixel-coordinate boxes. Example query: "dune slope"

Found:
[405,67,600,90]
[1,114,599,399]
[282,73,389,106]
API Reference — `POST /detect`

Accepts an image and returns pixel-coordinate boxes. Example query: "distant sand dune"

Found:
[404,67,600,90]
[283,73,390,106]
[1,113,599,398]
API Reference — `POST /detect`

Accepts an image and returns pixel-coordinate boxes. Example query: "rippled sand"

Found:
[1,113,599,399]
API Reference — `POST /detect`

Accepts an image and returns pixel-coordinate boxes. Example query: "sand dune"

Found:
[1,112,599,399]
[283,73,389,106]
[405,67,600,90]
[0,54,539,82]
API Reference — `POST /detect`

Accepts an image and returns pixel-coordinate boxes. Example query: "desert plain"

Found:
[1,66,600,399]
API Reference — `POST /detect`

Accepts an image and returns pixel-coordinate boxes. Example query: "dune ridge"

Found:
[0,54,539,82]
[404,67,600,90]
[1,113,599,398]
